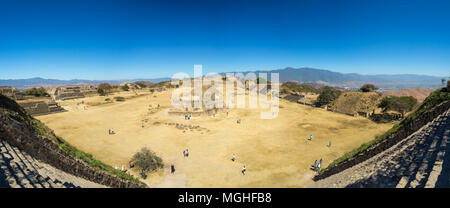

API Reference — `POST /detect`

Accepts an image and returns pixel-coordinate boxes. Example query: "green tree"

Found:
[360,84,378,92]
[97,83,112,95]
[378,96,418,117]
[120,84,130,91]
[316,86,341,105]
[24,87,49,97]
[131,147,163,174]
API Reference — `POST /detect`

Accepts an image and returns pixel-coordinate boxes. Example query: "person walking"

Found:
[232,154,236,162]
[314,160,318,170]
[309,134,313,141]
[171,164,175,174]
[129,160,134,169]
[242,166,246,175]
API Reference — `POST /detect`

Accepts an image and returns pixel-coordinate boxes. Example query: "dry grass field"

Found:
[36,89,392,187]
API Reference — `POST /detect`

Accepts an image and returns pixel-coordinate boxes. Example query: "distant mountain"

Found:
[0,67,443,90]
[222,67,443,90]
[0,77,171,89]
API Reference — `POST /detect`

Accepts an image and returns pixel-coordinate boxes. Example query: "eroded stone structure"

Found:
[0,86,24,100]
[49,86,97,101]
[17,99,66,116]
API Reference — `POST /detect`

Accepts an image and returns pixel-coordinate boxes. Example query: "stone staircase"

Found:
[0,140,106,188]
[310,108,450,188]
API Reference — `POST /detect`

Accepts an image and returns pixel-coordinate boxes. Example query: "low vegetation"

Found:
[23,87,50,97]
[280,82,321,94]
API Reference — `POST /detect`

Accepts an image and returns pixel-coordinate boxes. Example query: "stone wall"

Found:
[0,114,146,188]
[18,100,66,116]
[0,86,24,100]
[51,86,97,101]
[314,100,450,181]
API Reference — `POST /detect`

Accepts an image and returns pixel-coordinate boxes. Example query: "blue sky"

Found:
[0,0,449,80]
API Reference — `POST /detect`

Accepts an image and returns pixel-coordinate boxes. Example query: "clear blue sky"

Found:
[0,0,449,80]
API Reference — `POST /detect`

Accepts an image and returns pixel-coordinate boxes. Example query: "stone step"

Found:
[408,136,440,188]
[425,132,449,188]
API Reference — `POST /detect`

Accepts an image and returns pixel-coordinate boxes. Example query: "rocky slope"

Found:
[0,94,146,188]
[0,139,106,188]
[311,108,450,188]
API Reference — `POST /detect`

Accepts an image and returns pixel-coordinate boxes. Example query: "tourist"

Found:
[129,160,134,169]
[232,154,236,162]
[183,150,186,158]
[115,165,118,170]
[242,166,246,175]
[121,165,125,172]
[319,158,323,166]
[309,134,312,141]
[108,129,111,135]
[317,162,321,171]
[314,160,318,170]
[171,164,175,174]
[185,149,189,157]
[328,140,332,147]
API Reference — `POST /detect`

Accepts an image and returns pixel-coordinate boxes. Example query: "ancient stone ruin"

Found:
[49,86,97,101]
[17,99,66,116]
[0,86,24,100]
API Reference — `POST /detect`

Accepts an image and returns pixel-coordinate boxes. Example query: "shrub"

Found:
[120,85,130,91]
[114,96,125,102]
[360,84,377,92]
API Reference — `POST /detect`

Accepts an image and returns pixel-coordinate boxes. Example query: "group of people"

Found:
[183,149,189,158]
[307,134,332,173]
[115,164,132,176]
[313,158,323,172]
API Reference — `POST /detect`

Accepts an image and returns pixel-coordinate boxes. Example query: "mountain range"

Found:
[0,67,444,90]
